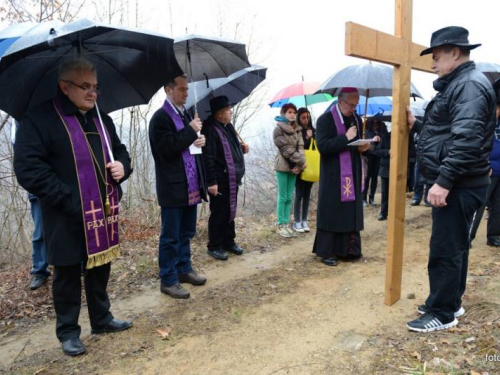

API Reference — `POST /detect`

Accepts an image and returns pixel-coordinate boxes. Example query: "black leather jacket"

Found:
[414,61,496,189]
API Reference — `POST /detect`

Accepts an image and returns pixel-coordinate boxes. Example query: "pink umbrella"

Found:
[269,80,332,108]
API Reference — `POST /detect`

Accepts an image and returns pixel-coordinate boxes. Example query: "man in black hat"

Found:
[406,26,496,332]
[201,96,249,261]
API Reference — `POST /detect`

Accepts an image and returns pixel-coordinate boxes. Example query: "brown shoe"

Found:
[178,271,207,286]
[160,283,190,299]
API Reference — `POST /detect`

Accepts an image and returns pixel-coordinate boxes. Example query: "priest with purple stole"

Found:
[312,87,370,266]
[149,74,208,300]
[14,58,133,356]
[201,96,250,261]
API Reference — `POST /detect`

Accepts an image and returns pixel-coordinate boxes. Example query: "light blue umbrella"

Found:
[0,22,37,57]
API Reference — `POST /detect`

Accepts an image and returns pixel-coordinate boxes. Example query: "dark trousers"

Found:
[53,263,113,341]
[363,155,380,201]
[294,178,313,222]
[470,177,500,241]
[159,205,196,286]
[407,160,416,192]
[425,186,487,322]
[208,185,237,250]
[380,176,389,217]
[413,162,429,203]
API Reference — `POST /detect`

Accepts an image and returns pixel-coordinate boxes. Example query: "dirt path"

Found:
[3,204,500,374]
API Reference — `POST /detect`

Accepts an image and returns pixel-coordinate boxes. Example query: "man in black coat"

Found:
[406,27,496,332]
[14,58,133,356]
[201,96,249,261]
[149,75,208,299]
[312,88,370,266]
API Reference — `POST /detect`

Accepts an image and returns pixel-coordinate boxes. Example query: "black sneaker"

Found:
[417,304,465,318]
[30,275,48,290]
[407,312,458,332]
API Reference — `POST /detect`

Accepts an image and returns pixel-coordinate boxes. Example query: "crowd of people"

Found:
[12,25,500,357]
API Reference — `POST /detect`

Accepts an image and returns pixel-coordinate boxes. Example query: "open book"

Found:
[348,138,374,146]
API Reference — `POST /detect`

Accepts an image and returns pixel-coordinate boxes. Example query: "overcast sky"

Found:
[2,0,500,137]
[138,0,500,136]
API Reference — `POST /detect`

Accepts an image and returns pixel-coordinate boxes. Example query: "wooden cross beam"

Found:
[344,0,434,305]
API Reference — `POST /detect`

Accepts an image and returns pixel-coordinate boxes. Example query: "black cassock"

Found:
[312,109,364,259]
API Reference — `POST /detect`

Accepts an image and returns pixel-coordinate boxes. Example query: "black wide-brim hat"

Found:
[420,26,481,56]
[208,95,235,114]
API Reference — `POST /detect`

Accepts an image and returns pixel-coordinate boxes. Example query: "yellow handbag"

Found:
[301,138,320,182]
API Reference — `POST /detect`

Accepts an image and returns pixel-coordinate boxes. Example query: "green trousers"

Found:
[276,171,297,225]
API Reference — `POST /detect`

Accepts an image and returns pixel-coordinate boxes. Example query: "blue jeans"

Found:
[29,194,50,278]
[159,205,197,286]
[425,186,487,322]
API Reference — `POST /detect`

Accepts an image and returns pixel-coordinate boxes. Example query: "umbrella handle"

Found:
[235,129,247,148]
[94,101,115,164]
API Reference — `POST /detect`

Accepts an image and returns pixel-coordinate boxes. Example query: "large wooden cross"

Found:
[345,0,434,305]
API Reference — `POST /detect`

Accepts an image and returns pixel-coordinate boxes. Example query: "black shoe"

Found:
[378,214,387,221]
[407,312,458,332]
[178,271,207,285]
[487,238,500,247]
[225,244,244,255]
[410,200,420,206]
[160,283,190,299]
[29,275,48,290]
[207,249,228,261]
[424,201,432,207]
[321,257,337,266]
[369,197,377,206]
[91,319,133,334]
[61,337,86,356]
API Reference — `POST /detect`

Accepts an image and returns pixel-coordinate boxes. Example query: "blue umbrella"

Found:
[325,96,392,116]
[185,64,267,119]
[0,21,38,57]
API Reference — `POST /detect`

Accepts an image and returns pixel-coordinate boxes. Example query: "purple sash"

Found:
[213,124,238,222]
[331,104,360,202]
[161,100,201,206]
[54,99,120,269]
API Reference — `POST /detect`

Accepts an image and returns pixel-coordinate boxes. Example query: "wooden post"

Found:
[344,0,434,305]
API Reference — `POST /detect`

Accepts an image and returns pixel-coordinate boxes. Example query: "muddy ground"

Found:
[1,200,500,375]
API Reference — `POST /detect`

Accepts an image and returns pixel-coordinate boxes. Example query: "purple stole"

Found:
[161,100,202,206]
[330,104,361,202]
[213,123,238,222]
[54,98,120,269]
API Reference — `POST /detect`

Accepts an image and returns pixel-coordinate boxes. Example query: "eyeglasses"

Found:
[63,80,100,94]
[341,99,358,109]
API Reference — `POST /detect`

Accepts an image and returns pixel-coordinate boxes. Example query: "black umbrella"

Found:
[0,18,183,121]
[174,34,251,115]
[185,64,267,118]
[476,62,500,83]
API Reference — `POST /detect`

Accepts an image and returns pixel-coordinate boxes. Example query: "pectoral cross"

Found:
[85,200,102,247]
[345,0,434,305]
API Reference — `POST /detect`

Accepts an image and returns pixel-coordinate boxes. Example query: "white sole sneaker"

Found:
[407,317,458,333]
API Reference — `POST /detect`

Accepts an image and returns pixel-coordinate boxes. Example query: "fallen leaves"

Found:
[157,326,173,340]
